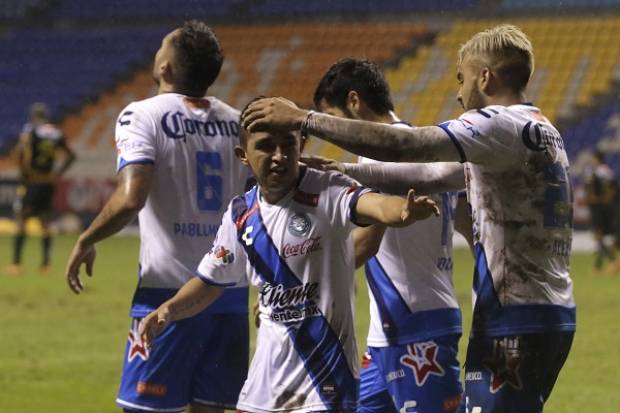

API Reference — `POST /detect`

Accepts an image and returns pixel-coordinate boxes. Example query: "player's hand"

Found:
[253,301,261,329]
[65,240,96,294]
[300,155,345,173]
[139,307,172,349]
[399,189,440,226]
[241,97,307,133]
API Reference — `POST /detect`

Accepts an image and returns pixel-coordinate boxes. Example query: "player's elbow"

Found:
[122,192,148,213]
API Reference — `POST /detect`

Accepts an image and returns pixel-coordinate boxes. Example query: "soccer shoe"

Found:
[39,265,51,275]
[6,264,23,276]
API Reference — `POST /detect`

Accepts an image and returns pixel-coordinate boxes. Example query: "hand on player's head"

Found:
[241,97,307,133]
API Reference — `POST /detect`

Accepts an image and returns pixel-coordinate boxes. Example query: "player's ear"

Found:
[160,61,174,84]
[479,67,493,93]
[234,145,249,166]
[346,90,360,113]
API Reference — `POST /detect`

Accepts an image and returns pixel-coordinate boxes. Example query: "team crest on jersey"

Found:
[127,324,149,362]
[399,341,445,386]
[212,245,234,266]
[287,212,312,236]
[483,337,524,393]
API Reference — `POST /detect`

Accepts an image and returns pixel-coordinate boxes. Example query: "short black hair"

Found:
[239,97,264,148]
[172,20,223,96]
[313,58,394,115]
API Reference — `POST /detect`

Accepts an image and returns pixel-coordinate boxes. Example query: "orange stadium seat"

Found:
[60,22,432,167]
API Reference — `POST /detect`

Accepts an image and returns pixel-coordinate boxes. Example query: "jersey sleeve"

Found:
[326,172,375,229]
[196,202,247,287]
[437,108,521,165]
[115,102,157,172]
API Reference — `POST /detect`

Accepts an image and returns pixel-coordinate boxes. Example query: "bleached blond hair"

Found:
[458,24,534,92]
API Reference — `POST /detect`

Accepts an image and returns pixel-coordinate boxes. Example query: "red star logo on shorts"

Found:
[400,341,445,386]
[127,330,149,362]
[483,347,523,393]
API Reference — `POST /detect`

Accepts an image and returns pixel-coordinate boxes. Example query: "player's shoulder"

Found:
[35,123,63,140]
[207,96,241,119]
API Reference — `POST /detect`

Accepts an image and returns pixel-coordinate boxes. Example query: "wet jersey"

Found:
[197,168,372,413]
[359,122,461,347]
[115,93,249,316]
[438,104,575,337]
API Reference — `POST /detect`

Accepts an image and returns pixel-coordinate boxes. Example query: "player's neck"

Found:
[157,83,205,98]
[259,184,294,204]
[360,111,396,124]
[486,91,527,107]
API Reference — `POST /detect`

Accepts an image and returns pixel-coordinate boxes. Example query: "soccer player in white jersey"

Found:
[309,58,465,413]
[241,25,575,413]
[139,115,441,413]
[65,21,250,413]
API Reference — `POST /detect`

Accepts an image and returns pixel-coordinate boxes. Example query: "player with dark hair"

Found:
[66,21,249,413]
[8,102,75,275]
[241,25,576,413]
[313,58,395,117]
[139,118,440,413]
[308,58,466,413]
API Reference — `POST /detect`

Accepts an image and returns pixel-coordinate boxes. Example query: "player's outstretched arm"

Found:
[139,278,224,348]
[302,155,465,196]
[355,190,439,228]
[242,97,461,163]
[65,164,153,294]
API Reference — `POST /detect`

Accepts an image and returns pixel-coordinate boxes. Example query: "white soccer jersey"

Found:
[115,93,249,316]
[197,168,371,413]
[439,104,575,337]
[359,122,461,347]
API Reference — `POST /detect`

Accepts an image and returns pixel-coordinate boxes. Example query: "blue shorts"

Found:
[116,312,249,412]
[359,334,463,413]
[459,332,574,413]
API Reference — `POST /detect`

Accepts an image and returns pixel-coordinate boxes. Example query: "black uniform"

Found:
[16,123,66,215]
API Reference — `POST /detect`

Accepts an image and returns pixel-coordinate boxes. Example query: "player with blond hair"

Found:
[241,24,575,413]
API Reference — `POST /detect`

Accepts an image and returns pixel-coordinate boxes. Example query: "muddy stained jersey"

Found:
[358,124,461,347]
[438,104,575,337]
[197,168,372,413]
[115,93,249,316]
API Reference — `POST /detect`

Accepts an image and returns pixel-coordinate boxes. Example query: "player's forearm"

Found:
[79,164,152,247]
[343,162,465,195]
[164,278,224,321]
[77,192,141,246]
[367,194,409,226]
[305,113,460,162]
[353,225,386,268]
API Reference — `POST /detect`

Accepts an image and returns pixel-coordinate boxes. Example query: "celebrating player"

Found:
[139,120,440,413]
[308,58,465,413]
[65,21,250,413]
[241,25,575,413]
[9,102,76,275]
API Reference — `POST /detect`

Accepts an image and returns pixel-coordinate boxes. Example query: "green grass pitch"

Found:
[0,234,618,412]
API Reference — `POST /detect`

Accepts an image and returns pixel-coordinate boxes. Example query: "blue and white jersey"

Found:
[439,104,575,337]
[115,93,249,316]
[197,168,371,413]
[358,121,462,347]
